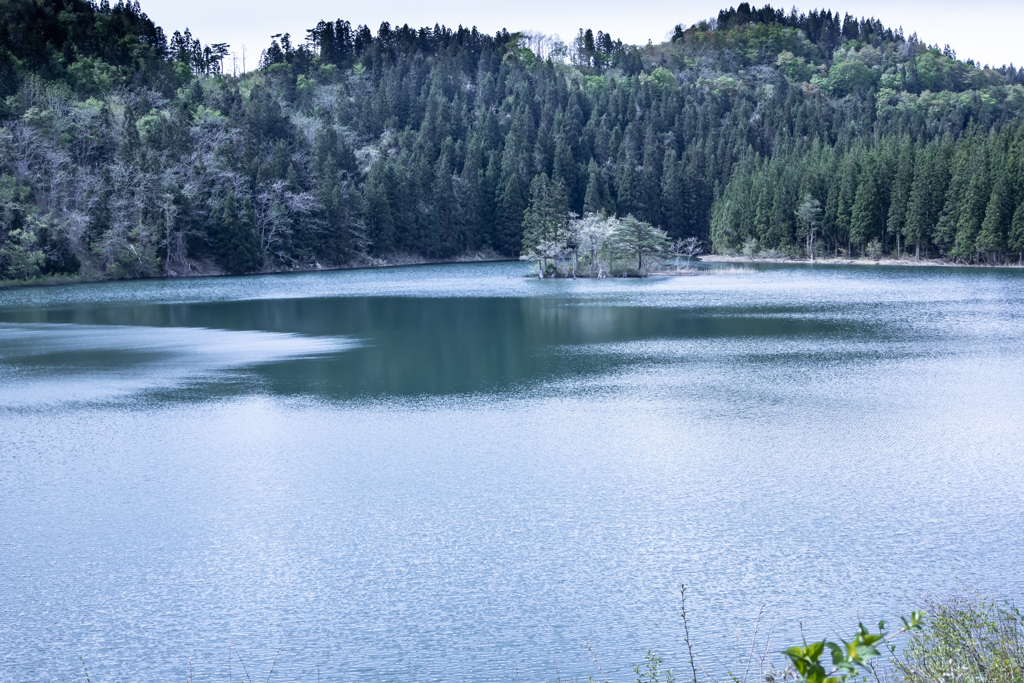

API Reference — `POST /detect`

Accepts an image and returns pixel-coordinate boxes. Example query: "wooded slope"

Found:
[2,0,1023,280]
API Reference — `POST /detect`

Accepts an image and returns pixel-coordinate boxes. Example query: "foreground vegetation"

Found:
[643,589,1024,683]
[1,0,1023,283]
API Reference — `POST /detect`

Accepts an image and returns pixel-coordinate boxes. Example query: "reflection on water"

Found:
[1,262,1024,683]
[0,323,356,406]
[1,291,872,400]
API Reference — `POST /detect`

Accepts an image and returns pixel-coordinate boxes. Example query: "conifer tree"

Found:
[976,176,1008,262]
[495,173,526,256]
[935,143,971,255]
[606,214,670,274]
[615,162,643,218]
[661,149,688,238]
[521,173,570,274]
[480,154,501,248]
[552,136,582,214]
[835,154,859,254]
[1009,202,1024,266]
[951,145,992,262]
[430,149,459,257]
[886,140,915,258]
[213,189,262,274]
[364,164,396,255]
[850,167,882,253]
[904,153,931,260]
[583,168,604,215]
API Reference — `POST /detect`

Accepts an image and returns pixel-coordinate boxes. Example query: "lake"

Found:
[2,261,1023,682]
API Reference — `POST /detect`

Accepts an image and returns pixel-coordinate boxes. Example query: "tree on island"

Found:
[606,214,670,275]
[578,213,617,277]
[670,236,703,270]
[520,173,571,278]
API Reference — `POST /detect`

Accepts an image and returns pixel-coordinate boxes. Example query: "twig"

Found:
[743,605,765,683]
[585,641,610,683]
[759,609,778,681]
[681,584,700,683]
[695,640,733,682]
[691,646,721,683]
[266,647,281,683]
[229,636,233,683]
[236,650,253,683]
[79,655,91,683]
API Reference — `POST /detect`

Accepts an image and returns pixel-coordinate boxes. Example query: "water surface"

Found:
[2,262,1023,682]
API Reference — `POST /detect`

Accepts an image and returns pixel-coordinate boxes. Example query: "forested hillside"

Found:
[2,0,1023,282]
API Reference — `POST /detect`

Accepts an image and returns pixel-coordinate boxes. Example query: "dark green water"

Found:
[2,261,1023,682]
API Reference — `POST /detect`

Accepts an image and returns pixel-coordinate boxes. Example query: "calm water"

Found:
[2,261,1023,683]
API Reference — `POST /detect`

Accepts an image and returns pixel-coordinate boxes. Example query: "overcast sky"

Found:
[140,0,1024,72]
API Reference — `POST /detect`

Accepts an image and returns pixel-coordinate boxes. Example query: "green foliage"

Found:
[646,67,680,93]
[780,613,924,683]
[606,214,671,274]
[894,594,1024,683]
[635,650,675,683]
[521,172,570,269]
[212,190,262,274]
[1009,203,1024,262]
[0,227,45,279]
[776,52,812,82]
[826,56,876,96]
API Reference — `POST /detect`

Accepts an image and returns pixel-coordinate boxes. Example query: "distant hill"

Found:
[1,0,1023,282]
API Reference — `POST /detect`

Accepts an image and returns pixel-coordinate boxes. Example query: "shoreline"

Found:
[0,252,521,291]
[699,254,1024,269]
[3,251,1022,291]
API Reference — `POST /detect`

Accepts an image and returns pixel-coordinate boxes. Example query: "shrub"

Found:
[894,593,1024,683]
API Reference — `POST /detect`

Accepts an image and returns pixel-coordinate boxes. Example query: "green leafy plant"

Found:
[635,650,676,683]
[779,614,924,683]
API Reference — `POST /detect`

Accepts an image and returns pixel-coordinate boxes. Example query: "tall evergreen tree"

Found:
[850,164,882,253]
[1009,202,1024,265]
[495,173,526,256]
[365,163,396,255]
[212,189,262,274]
[976,175,1008,262]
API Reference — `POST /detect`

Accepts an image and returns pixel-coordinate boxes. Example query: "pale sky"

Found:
[141,0,1024,72]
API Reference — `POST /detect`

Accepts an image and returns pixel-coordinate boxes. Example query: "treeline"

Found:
[2,0,1024,282]
[713,124,1024,262]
